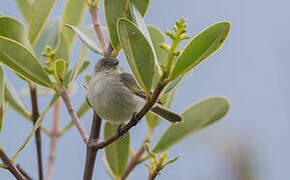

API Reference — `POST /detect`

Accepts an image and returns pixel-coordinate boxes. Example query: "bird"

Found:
[87,57,183,127]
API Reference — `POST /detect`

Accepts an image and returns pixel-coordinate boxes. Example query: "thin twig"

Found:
[104,43,114,57]
[89,7,107,53]
[45,100,61,180]
[0,147,25,180]
[121,141,148,180]
[29,85,44,180]
[90,82,166,150]
[61,91,89,143]
[16,164,33,180]
[148,170,159,180]
[83,112,102,180]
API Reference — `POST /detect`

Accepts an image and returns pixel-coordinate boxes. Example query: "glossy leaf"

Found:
[104,122,130,178]
[163,75,185,94]
[54,59,67,81]
[62,0,86,50]
[4,79,30,119]
[0,65,4,133]
[0,37,52,87]
[104,0,150,50]
[65,25,109,55]
[169,22,230,81]
[0,16,31,48]
[148,25,168,65]
[147,25,168,88]
[118,18,155,94]
[129,4,158,70]
[129,4,151,44]
[15,0,32,23]
[34,18,60,60]
[153,97,230,153]
[78,61,90,75]
[12,94,59,161]
[55,31,70,62]
[28,0,57,45]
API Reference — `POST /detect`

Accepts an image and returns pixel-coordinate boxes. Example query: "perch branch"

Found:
[148,170,159,180]
[16,165,33,180]
[121,141,148,180]
[61,91,89,143]
[83,112,102,180]
[0,147,25,180]
[29,85,44,180]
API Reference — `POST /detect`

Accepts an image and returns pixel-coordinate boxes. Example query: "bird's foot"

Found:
[117,123,123,137]
[130,112,138,125]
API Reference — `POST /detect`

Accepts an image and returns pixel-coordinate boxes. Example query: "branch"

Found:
[29,85,44,180]
[90,81,166,150]
[61,91,88,143]
[89,7,107,53]
[121,141,148,180]
[45,100,61,180]
[0,147,25,180]
[16,165,33,180]
[83,112,102,180]
[148,170,159,180]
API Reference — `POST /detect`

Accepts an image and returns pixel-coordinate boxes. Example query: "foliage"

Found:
[0,0,230,179]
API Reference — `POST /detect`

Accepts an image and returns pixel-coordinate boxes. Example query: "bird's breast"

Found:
[87,72,143,123]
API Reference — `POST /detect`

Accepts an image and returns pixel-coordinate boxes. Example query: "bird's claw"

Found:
[117,123,123,137]
[130,112,138,125]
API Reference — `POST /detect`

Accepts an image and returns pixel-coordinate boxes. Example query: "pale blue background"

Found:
[1,0,290,179]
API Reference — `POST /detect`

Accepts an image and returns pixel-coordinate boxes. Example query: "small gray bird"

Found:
[87,57,183,125]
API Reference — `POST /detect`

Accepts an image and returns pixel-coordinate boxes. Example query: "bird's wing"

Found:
[120,72,146,99]
[120,72,163,104]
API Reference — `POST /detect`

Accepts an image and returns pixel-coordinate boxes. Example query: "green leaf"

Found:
[104,0,150,50]
[65,25,109,55]
[0,37,52,87]
[34,18,61,60]
[147,25,168,88]
[147,25,169,65]
[62,0,86,50]
[163,75,185,94]
[55,31,70,62]
[0,16,31,48]
[129,4,152,44]
[15,0,32,23]
[104,122,130,177]
[131,0,150,16]
[4,79,31,119]
[54,59,67,81]
[168,22,230,81]
[28,0,57,45]
[117,18,155,94]
[129,4,159,71]
[78,61,90,75]
[0,65,4,133]
[12,94,59,161]
[153,97,230,153]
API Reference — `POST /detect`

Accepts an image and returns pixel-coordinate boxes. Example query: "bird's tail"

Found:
[150,104,183,123]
